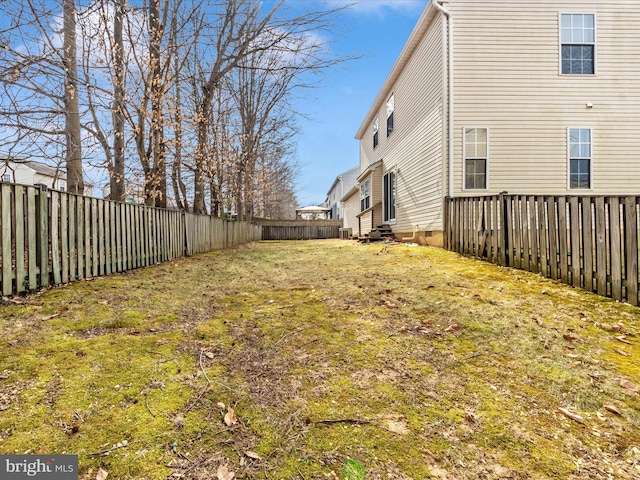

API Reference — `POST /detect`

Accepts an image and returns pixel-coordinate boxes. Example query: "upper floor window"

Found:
[373,116,379,149]
[386,93,394,136]
[464,128,488,190]
[1,174,10,183]
[569,128,591,189]
[561,14,595,75]
[58,180,66,192]
[360,179,371,211]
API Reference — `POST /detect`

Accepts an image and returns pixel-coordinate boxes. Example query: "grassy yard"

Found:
[0,239,639,479]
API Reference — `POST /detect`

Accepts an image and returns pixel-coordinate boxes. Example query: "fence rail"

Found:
[444,194,640,305]
[0,183,261,296]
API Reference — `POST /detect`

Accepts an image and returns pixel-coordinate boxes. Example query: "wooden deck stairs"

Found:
[358,224,396,243]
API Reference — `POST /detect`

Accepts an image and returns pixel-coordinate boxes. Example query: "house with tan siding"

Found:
[355,0,640,246]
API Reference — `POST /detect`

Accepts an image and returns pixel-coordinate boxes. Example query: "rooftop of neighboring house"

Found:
[17,160,66,179]
[296,205,330,212]
[326,165,360,197]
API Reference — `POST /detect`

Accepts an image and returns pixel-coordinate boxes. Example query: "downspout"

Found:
[432,0,453,198]
[402,225,420,242]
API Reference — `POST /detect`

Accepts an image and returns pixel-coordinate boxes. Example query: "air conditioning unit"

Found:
[339,228,352,239]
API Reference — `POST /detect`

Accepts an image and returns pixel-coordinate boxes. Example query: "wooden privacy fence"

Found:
[444,194,640,305]
[258,219,342,240]
[0,183,262,296]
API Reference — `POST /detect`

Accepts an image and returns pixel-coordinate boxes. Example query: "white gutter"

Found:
[432,0,454,198]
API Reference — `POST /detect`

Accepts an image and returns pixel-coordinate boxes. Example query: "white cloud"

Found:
[326,0,427,18]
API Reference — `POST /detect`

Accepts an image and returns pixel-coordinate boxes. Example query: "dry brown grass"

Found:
[0,239,639,479]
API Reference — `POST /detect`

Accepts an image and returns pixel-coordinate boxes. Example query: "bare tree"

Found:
[110,0,126,201]
[62,0,84,193]
[0,0,66,160]
[0,0,350,213]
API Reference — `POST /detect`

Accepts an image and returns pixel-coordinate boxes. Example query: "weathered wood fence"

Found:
[0,183,261,296]
[444,194,640,305]
[257,219,342,240]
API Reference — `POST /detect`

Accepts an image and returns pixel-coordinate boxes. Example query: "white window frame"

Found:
[462,127,489,191]
[373,116,379,149]
[1,173,10,183]
[386,93,395,137]
[383,170,396,224]
[58,179,66,192]
[559,12,596,76]
[360,178,371,212]
[567,127,593,190]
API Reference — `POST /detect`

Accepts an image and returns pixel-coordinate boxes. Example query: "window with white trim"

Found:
[386,93,394,136]
[59,180,66,192]
[1,174,10,183]
[561,13,595,75]
[373,116,379,149]
[360,179,371,212]
[569,128,591,189]
[464,128,487,190]
[383,171,396,222]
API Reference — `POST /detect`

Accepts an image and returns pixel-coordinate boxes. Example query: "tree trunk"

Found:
[193,97,212,214]
[63,0,84,194]
[111,0,126,202]
[149,0,166,208]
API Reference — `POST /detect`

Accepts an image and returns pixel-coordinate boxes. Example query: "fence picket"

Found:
[0,183,261,296]
[445,194,638,304]
[15,186,26,292]
[548,197,559,280]
[608,198,622,301]
[569,197,581,288]
[581,197,594,292]
[521,196,529,271]
[595,197,607,296]
[557,196,568,284]
[1,185,12,295]
[60,193,68,284]
[624,197,638,305]
[51,192,61,285]
[27,188,37,288]
[37,186,49,287]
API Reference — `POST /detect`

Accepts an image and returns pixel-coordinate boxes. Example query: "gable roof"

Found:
[354,1,440,139]
[18,160,66,179]
[326,165,359,195]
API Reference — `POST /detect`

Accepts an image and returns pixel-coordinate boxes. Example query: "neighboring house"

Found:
[295,205,331,220]
[340,185,360,237]
[0,157,93,196]
[325,165,359,220]
[355,0,640,246]
[102,180,146,205]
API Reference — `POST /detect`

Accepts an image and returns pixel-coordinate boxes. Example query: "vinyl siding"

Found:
[358,14,446,232]
[342,190,360,236]
[450,0,640,195]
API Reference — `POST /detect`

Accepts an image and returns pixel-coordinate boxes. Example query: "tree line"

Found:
[0,0,345,219]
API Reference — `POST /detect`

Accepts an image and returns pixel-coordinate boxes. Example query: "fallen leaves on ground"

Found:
[558,407,585,424]
[244,451,262,460]
[603,405,622,415]
[224,406,237,426]
[217,463,235,480]
[616,378,639,392]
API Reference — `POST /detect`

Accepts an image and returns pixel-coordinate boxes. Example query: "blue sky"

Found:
[293,0,428,206]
